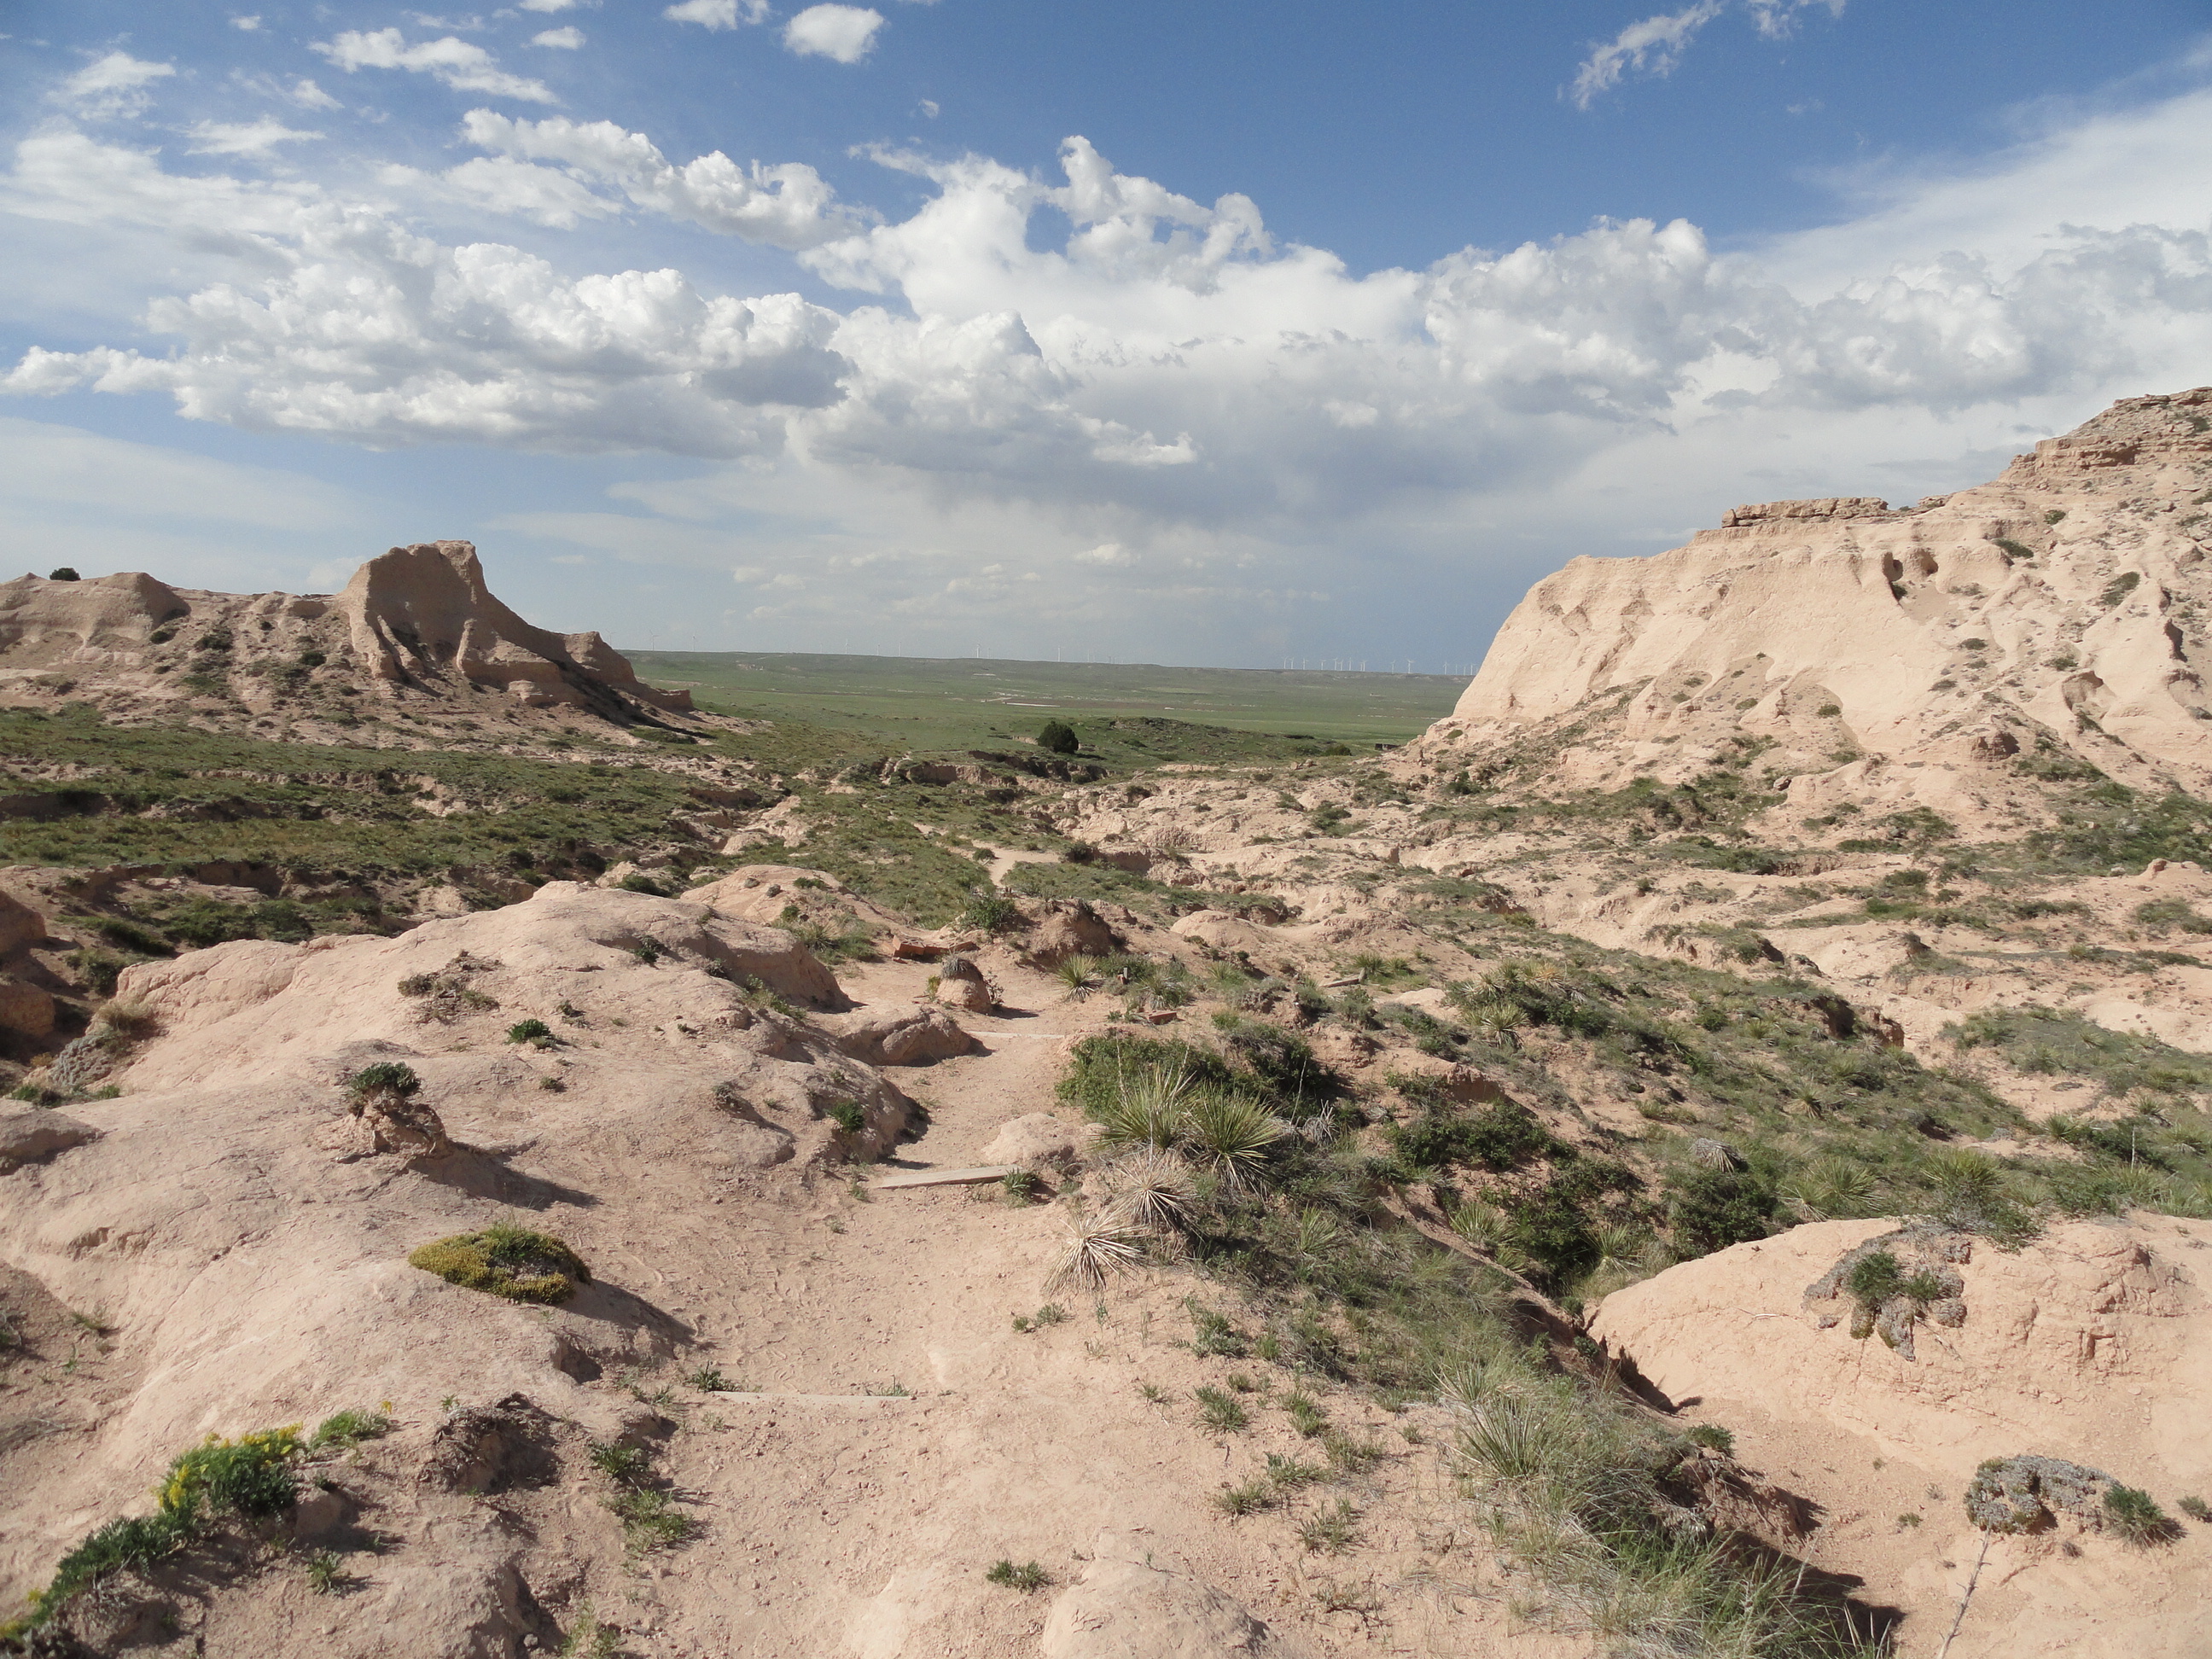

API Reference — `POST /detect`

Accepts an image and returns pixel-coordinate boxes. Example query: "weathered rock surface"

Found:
[1592,1214,2212,1659]
[1041,1538,1308,1658]
[342,540,690,713]
[0,540,702,737]
[981,1111,1084,1173]
[1423,387,2212,800]
[0,1106,100,1170]
[829,1004,978,1067]
[1019,900,1123,969]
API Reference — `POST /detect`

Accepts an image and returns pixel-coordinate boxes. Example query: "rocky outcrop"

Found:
[341,540,689,713]
[0,540,699,736]
[829,1004,977,1066]
[1424,387,2212,798]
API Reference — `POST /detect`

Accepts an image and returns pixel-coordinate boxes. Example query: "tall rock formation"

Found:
[1423,387,2212,799]
[0,540,693,736]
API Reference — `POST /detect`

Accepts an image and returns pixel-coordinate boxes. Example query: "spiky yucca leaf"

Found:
[1449,1201,1507,1253]
[1091,1065,1191,1153]
[1045,1212,1148,1292]
[1105,1146,1196,1232]
[1179,1091,1289,1190]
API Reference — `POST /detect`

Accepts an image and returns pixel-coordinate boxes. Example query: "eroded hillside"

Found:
[5,391,2212,1659]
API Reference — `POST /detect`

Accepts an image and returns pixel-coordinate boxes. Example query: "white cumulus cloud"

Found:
[532,26,585,48]
[312,28,557,103]
[59,52,177,119]
[783,5,884,63]
[459,108,866,247]
[230,15,263,31]
[664,0,770,30]
[7,79,2212,637]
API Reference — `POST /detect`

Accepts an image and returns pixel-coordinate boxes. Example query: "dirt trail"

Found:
[601,961,1508,1656]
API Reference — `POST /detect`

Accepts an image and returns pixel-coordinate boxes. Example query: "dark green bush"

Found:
[1389,1099,1561,1174]
[1667,1166,1778,1254]
[1037,720,1079,755]
[47,567,80,581]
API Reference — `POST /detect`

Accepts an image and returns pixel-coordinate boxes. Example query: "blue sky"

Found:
[3,2,2211,668]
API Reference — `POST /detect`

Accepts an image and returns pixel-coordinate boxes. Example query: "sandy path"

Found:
[596,963,1514,1657]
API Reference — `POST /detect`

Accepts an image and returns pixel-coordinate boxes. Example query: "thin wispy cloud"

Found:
[1573,0,1845,109]
[312,28,557,103]
[59,52,177,119]
[186,119,323,157]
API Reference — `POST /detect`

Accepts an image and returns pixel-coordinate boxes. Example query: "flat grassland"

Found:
[624,652,1464,748]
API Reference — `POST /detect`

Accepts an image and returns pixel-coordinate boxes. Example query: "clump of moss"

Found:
[408,1225,590,1304]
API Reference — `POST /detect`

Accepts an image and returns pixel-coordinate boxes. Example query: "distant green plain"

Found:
[624,652,1465,750]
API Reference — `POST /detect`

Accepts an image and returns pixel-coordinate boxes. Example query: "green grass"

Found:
[984,1558,1050,1592]
[626,650,1463,750]
[0,705,696,877]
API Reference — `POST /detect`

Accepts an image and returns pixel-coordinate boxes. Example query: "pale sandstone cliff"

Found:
[0,540,692,731]
[1426,388,2212,800]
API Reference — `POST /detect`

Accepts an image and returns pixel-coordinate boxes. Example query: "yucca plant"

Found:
[1091,1065,1191,1153]
[1289,1206,1345,1265]
[1780,1157,1876,1222]
[1105,1146,1196,1232]
[1179,1091,1289,1190]
[1448,1200,1508,1254]
[1045,1211,1148,1292]
[1055,955,1100,998]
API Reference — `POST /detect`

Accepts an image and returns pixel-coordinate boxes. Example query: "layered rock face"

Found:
[0,539,690,730]
[341,540,689,713]
[1426,387,2212,796]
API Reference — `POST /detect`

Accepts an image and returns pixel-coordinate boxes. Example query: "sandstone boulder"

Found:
[981,1112,1084,1173]
[0,975,55,1040]
[0,1107,100,1170]
[1020,900,1122,968]
[830,1005,977,1067]
[0,889,45,956]
[933,954,994,1013]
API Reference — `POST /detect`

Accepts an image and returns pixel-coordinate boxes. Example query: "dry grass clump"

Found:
[1045,1211,1148,1292]
[408,1224,591,1304]
[1455,1365,1882,1658]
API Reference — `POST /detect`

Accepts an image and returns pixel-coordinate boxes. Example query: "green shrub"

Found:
[407,1225,590,1304]
[507,1018,554,1045]
[346,1061,421,1102]
[1036,720,1079,755]
[1388,1099,1560,1174]
[959,891,1021,933]
[2104,1484,2174,1545]
[162,1426,303,1519]
[48,567,80,581]
[1666,1166,1778,1255]
[67,946,128,995]
[986,1558,1050,1591]
[824,1100,866,1134]
[308,1408,393,1452]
